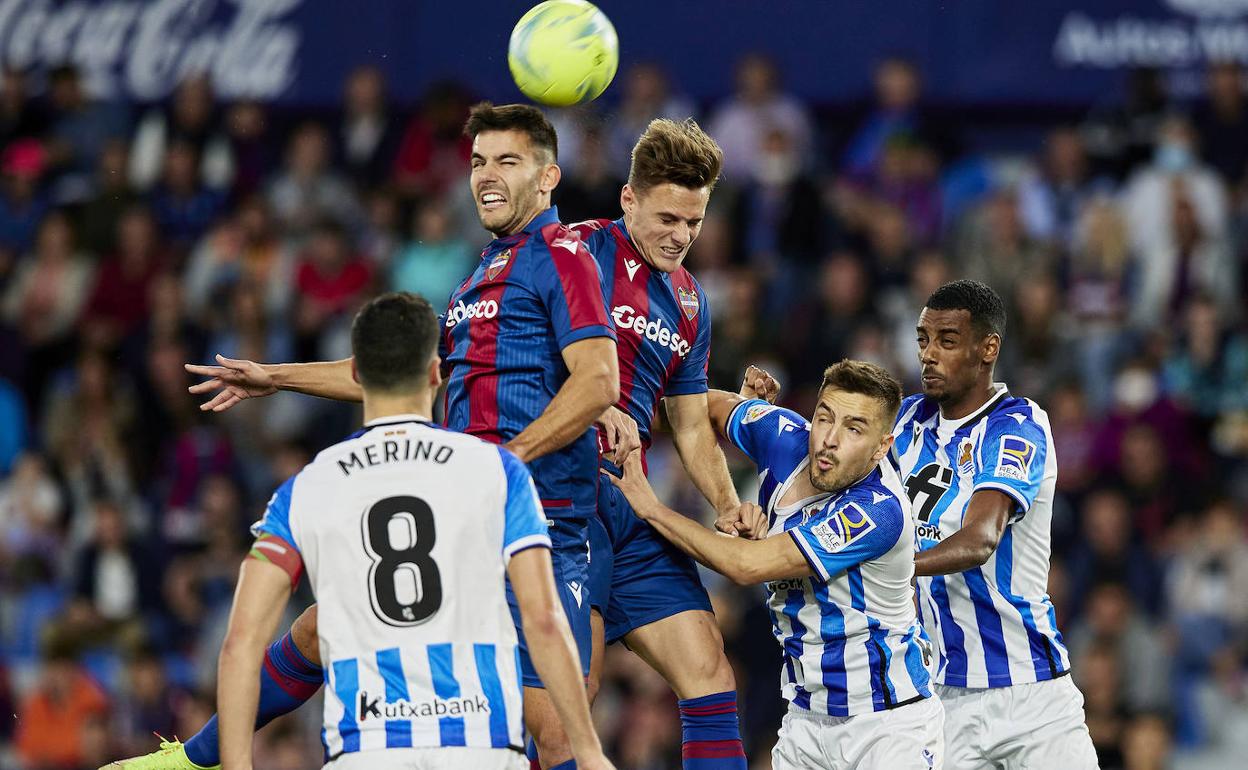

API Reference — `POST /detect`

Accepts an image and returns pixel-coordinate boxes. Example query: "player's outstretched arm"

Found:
[913,489,1012,576]
[217,559,292,770]
[508,547,616,770]
[185,355,362,412]
[504,337,619,463]
[665,392,758,537]
[604,455,806,585]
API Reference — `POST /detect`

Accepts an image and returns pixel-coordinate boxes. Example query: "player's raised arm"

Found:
[185,354,362,411]
[706,364,782,440]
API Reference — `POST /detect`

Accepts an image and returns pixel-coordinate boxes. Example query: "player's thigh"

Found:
[290,602,321,665]
[854,696,946,770]
[770,713,829,770]
[935,685,993,770]
[587,608,605,704]
[996,677,1097,770]
[599,481,712,644]
[623,609,733,699]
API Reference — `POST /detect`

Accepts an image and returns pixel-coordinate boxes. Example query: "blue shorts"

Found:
[595,474,713,644]
[507,517,592,687]
[587,514,613,614]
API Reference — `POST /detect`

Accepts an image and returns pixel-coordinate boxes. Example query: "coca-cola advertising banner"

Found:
[1,0,1246,106]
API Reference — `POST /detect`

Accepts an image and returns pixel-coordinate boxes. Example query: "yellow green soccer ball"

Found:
[508,0,619,107]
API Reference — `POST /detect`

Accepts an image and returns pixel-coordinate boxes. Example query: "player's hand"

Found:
[596,406,641,465]
[740,364,781,403]
[602,452,660,519]
[715,501,768,539]
[185,354,277,412]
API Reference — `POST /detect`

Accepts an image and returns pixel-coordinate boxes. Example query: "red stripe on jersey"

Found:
[609,229,648,425]
[665,269,702,384]
[541,223,611,331]
[463,246,520,443]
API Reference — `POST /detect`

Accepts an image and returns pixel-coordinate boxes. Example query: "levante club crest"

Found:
[487,249,511,280]
[677,287,698,320]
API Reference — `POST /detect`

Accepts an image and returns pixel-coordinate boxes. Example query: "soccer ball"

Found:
[508,0,619,107]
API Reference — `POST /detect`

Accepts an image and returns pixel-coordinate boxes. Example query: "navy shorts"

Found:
[587,514,613,614]
[595,473,713,644]
[506,516,592,687]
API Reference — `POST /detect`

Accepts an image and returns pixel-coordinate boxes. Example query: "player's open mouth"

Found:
[479,191,507,210]
[816,457,835,471]
[659,246,683,258]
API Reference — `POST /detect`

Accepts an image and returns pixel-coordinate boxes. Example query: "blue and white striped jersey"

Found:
[891,384,1070,689]
[726,399,933,716]
[251,415,550,759]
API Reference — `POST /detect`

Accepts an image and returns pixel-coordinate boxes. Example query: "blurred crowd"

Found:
[0,54,1247,770]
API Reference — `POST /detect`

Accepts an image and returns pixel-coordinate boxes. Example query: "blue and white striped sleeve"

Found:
[789,495,903,583]
[973,414,1047,521]
[726,398,807,466]
[497,446,552,562]
[249,474,300,553]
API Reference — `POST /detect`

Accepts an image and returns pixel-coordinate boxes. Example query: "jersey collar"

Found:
[483,206,560,255]
[936,382,1009,433]
[613,218,664,282]
[364,413,433,428]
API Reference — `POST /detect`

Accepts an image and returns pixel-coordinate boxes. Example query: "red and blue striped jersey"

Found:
[440,207,615,520]
[571,219,711,448]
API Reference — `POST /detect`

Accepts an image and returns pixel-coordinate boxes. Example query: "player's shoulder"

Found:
[841,465,906,523]
[567,218,615,240]
[984,393,1050,437]
[894,393,937,433]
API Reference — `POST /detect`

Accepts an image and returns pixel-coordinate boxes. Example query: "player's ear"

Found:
[872,433,894,464]
[620,184,636,214]
[427,355,442,391]
[350,357,360,385]
[539,162,561,194]
[982,332,1001,366]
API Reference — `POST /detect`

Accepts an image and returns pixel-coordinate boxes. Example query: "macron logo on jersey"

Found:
[444,298,500,328]
[611,305,691,356]
[777,415,804,435]
[624,258,642,280]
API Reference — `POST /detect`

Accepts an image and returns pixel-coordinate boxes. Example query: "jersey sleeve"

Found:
[497,445,552,562]
[536,227,616,350]
[665,287,712,397]
[248,474,304,587]
[725,398,808,466]
[973,413,1048,521]
[788,495,904,583]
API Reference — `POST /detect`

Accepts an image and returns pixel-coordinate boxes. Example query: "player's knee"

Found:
[528,717,573,764]
[291,604,321,666]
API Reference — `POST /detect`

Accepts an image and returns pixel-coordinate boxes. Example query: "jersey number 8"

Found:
[362,496,443,626]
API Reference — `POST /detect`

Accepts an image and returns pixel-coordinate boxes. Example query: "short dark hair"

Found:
[351,292,439,393]
[924,279,1007,338]
[628,118,723,193]
[464,102,558,161]
[819,359,903,424]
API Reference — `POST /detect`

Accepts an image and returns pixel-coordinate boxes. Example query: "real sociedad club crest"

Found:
[677,287,699,320]
[486,249,511,280]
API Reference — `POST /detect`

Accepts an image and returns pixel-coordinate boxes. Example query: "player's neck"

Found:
[938,380,997,421]
[363,392,433,424]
